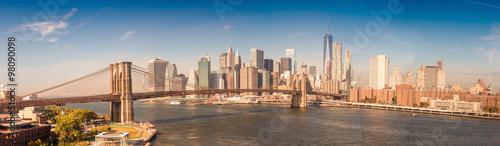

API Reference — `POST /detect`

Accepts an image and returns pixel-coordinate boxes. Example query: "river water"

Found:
[66,102,500,145]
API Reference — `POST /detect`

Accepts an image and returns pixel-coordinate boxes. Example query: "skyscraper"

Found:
[147,58,169,92]
[437,60,446,89]
[219,53,227,71]
[264,59,273,72]
[274,61,281,75]
[234,48,241,72]
[280,57,292,74]
[186,70,198,98]
[323,19,333,77]
[258,69,270,91]
[286,49,296,74]
[402,71,415,87]
[165,64,178,91]
[332,43,342,82]
[417,65,425,88]
[388,63,402,90]
[226,45,235,71]
[421,60,446,89]
[309,66,316,75]
[198,56,211,90]
[301,64,307,74]
[240,66,258,96]
[343,49,351,91]
[369,54,389,89]
[250,49,264,69]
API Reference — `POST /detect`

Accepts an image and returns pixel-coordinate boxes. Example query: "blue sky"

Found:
[0,0,499,94]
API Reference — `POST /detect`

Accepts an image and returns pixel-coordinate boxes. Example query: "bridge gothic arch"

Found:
[290,74,308,108]
[109,62,134,123]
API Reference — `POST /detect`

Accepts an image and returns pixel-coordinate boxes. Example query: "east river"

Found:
[67,102,500,145]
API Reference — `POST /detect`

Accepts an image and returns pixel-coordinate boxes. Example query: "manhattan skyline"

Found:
[0,0,499,94]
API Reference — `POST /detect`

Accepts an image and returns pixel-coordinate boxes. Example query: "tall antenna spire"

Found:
[328,17,330,34]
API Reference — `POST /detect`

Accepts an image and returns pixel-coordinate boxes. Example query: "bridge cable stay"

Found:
[20,67,111,98]
[130,64,199,89]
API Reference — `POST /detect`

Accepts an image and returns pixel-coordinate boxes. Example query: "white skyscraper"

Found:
[186,70,198,98]
[343,49,351,91]
[369,54,389,89]
[286,49,296,74]
[332,43,342,82]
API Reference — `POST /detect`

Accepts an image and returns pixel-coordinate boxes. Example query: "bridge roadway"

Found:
[0,89,339,109]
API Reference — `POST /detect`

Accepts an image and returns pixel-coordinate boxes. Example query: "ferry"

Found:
[170,101,181,105]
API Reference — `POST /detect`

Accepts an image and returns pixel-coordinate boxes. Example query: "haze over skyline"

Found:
[0,0,499,94]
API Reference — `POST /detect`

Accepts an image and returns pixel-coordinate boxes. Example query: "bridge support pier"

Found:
[291,93,307,108]
[110,102,121,122]
[290,74,308,108]
[109,62,134,124]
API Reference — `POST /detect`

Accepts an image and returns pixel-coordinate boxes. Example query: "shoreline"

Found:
[318,103,500,120]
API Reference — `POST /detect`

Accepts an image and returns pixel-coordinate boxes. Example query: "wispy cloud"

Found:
[289,32,311,38]
[382,33,411,46]
[216,25,232,31]
[62,8,78,20]
[462,0,500,9]
[47,37,59,42]
[6,8,78,42]
[120,30,137,40]
[8,20,68,41]
[409,31,425,41]
[475,22,500,66]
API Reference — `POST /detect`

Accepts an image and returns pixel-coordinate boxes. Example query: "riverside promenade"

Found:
[321,100,500,120]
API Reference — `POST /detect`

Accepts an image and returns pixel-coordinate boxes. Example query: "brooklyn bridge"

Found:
[0,62,341,124]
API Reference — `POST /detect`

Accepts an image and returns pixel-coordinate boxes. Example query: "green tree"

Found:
[393,96,397,104]
[55,115,83,143]
[420,102,429,108]
[412,103,418,107]
[491,106,499,113]
[73,109,97,122]
[483,106,491,113]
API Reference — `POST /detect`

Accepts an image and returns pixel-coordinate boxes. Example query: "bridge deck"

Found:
[1,89,340,109]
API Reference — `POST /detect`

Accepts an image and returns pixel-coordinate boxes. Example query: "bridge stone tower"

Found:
[110,62,134,123]
[290,74,309,108]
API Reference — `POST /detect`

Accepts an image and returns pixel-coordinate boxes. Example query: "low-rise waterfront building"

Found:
[429,95,482,112]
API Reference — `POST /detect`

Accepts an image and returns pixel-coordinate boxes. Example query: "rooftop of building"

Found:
[0,120,37,127]
[96,132,130,138]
